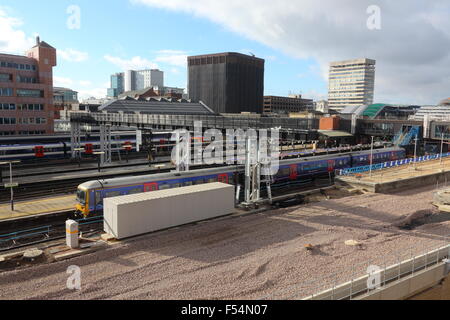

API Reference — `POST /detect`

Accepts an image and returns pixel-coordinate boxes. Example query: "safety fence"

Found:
[0,215,103,251]
[338,153,450,176]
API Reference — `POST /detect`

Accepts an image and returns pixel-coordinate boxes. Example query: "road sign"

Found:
[4,183,18,188]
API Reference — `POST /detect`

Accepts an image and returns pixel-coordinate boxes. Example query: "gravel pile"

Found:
[0,185,449,300]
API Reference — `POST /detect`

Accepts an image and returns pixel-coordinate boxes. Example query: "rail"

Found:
[0,215,104,251]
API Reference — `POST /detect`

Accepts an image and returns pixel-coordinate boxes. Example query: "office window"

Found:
[0,118,16,125]
[0,73,12,82]
[0,103,15,110]
[0,88,13,96]
[17,89,43,98]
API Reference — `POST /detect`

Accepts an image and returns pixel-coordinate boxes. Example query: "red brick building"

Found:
[0,37,57,136]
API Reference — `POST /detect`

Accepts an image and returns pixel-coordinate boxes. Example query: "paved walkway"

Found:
[0,195,76,221]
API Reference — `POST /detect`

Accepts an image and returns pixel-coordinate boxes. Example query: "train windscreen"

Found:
[76,188,86,205]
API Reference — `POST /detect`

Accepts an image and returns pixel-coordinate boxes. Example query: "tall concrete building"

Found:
[0,37,57,135]
[188,52,265,114]
[124,69,164,92]
[107,72,125,98]
[328,58,376,112]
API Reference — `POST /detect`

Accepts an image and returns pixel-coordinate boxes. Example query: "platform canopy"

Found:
[98,97,215,115]
[318,130,354,137]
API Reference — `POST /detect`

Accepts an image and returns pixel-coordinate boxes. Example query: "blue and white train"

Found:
[76,147,406,216]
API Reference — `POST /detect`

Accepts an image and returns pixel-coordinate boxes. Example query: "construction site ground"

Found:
[1,185,449,300]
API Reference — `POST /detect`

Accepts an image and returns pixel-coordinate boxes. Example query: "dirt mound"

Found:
[393,210,434,230]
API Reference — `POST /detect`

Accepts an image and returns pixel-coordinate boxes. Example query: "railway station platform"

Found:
[0,195,76,221]
[336,157,450,193]
[11,161,174,186]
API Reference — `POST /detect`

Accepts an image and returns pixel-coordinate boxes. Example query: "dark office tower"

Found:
[188,52,264,114]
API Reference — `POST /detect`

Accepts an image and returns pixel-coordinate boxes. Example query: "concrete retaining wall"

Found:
[336,170,450,194]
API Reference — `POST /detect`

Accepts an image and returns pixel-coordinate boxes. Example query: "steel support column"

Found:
[70,121,82,159]
[100,124,112,165]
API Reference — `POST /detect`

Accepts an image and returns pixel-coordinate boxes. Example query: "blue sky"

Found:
[1,0,449,104]
[0,0,326,100]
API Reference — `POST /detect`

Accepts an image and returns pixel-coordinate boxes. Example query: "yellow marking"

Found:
[66,229,79,234]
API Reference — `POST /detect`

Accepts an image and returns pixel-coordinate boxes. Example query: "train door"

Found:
[327,160,335,172]
[144,182,158,192]
[34,146,45,158]
[289,165,298,180]
[218,174,228,184]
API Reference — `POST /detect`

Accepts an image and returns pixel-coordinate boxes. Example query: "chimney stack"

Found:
[36,36,40,46]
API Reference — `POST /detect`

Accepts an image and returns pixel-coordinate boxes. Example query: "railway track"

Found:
[0,177,336,252]
[0,213,103,252]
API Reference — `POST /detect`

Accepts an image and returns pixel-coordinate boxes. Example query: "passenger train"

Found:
[76,147,406,216]
[0,131,176,161]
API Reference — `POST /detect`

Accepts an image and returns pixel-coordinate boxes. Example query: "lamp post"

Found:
[440,133,445,165]
[413,135,419,169]
[0,160,21,211]
[369,136,374,177]
[93,152,105,172]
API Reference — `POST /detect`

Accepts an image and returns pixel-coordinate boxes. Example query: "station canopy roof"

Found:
[318,130,354,137]
[98,97,215,115]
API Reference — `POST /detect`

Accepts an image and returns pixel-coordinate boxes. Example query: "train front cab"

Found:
[75,186,89,216]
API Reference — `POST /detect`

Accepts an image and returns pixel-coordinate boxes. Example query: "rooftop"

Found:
[99,97,215,115]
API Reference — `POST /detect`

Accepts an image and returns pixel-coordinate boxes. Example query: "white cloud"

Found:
[0,7,35,54]
[133,0,450,104]
[77,87,107,100]
[58,48,89,62]
[79,80,92,87]
[54,76,74,87]
[104,55,158,70]
[154,50,188,67]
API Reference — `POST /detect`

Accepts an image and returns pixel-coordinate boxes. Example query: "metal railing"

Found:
[338,153,450,176]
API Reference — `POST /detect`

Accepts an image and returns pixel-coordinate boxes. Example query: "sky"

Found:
[0,0,448,104]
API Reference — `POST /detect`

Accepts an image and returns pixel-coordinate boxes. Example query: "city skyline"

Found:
[0,0,448,104]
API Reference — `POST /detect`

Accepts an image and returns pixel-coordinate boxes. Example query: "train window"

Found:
[159,184,171,190]
[128,188,142,195]
[76,189,86,205]
[183,181,193,186]
[171,183,181,188]
[194,179,204,185]
[280,168,290,176]
[95,191,102,205]
[208,178,217,183]
[105,191,121,198]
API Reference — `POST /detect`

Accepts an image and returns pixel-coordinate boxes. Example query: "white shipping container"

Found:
[103,182,235,239]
